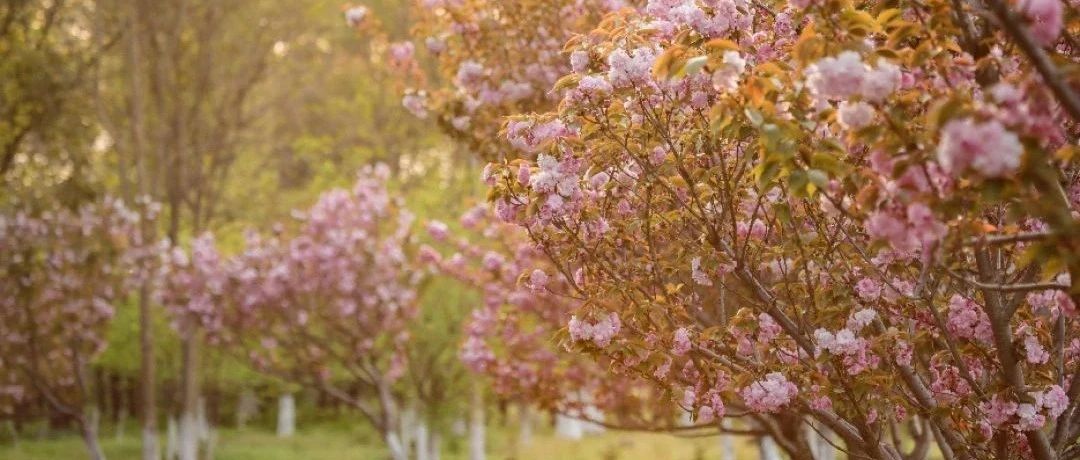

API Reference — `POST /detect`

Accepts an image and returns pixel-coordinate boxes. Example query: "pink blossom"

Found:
[711,51,746,92]
[847,308,877,332]
[937,118,1023,178]
[402,93,428,119]
[427,220,449,241]
[388,41,415,67]
[672,327,692,355]
[1019,0,1063,46]
[981,395,1019,426]
[455,60,486,91]
[344,6,368,27]
[806,51,867,101]
[529,269,549,292]
[570,50,590,73]
[568,313,621,348]
[894,340,913,367]
[1027,278,1076,318]
[946,294,994,345]
[460,336,496,372]
[855,277,882,301]
[1037,385,1068,418]
[517,162,531,186]
[756,313,781,344]
[740,372,799,413]
[837,101,874,130]
[607,47,656,87]
[1023,332,1050,364]
[690,256,712,286]
[1015,403,1046,430]
[577,75,613,96]
[861,61,902,102]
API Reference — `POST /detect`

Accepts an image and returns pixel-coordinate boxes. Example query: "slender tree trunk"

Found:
[719,419,735,460]
[81,411,107,460]
[518,405,533,448]
[178,334,200,460]
[235,389,257,429]
[127,4,160,457]
[554,413,583,440]
[805,420,835,460]
[400,404,416,459]
[6,420,18,448]
[416,419,431,460]
[383,428,408,460]
[166,416,178,460]
[759,436,781,460]
[276,394,295,438]
[469,385,485,460]
[430,429,442,460]
[138,285,159,460]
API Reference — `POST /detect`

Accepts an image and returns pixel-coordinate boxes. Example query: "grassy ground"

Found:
[0,423,759,460]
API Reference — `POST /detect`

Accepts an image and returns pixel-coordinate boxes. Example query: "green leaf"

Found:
[754,160,781,189]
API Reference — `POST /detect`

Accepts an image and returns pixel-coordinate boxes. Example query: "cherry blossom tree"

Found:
[170,164,423,460]
[0,198,154,460]
[389,0,1080,459]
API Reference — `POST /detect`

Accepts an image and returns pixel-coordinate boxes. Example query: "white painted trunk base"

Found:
[759,436,780,460]
[276,394,295,438]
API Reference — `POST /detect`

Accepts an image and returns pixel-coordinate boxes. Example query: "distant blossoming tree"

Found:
[420,205,692,431]
[164,164,423,460]
[0,198,154,460]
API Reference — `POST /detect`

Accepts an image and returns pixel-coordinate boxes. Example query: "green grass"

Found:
[0,422,759,460]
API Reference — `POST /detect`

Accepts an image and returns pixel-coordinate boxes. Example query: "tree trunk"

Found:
[6,420,18,448]
[81,410,107,460]
[430,429,442,460]
[178,335,200,460]
[276,394,295,438]
[235,389,258,429]
[400,404,416,459]
[805,420,835,460]
[139,285,159,460]
[166,417,178,460]
[126,5,160,458]
[719,419,735,460]
[383,428,408,460]
[759,436,781,460]
[518,406,533,448]
[415,419,431,460]
[554,413,583,440]
[469,385,486,460]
